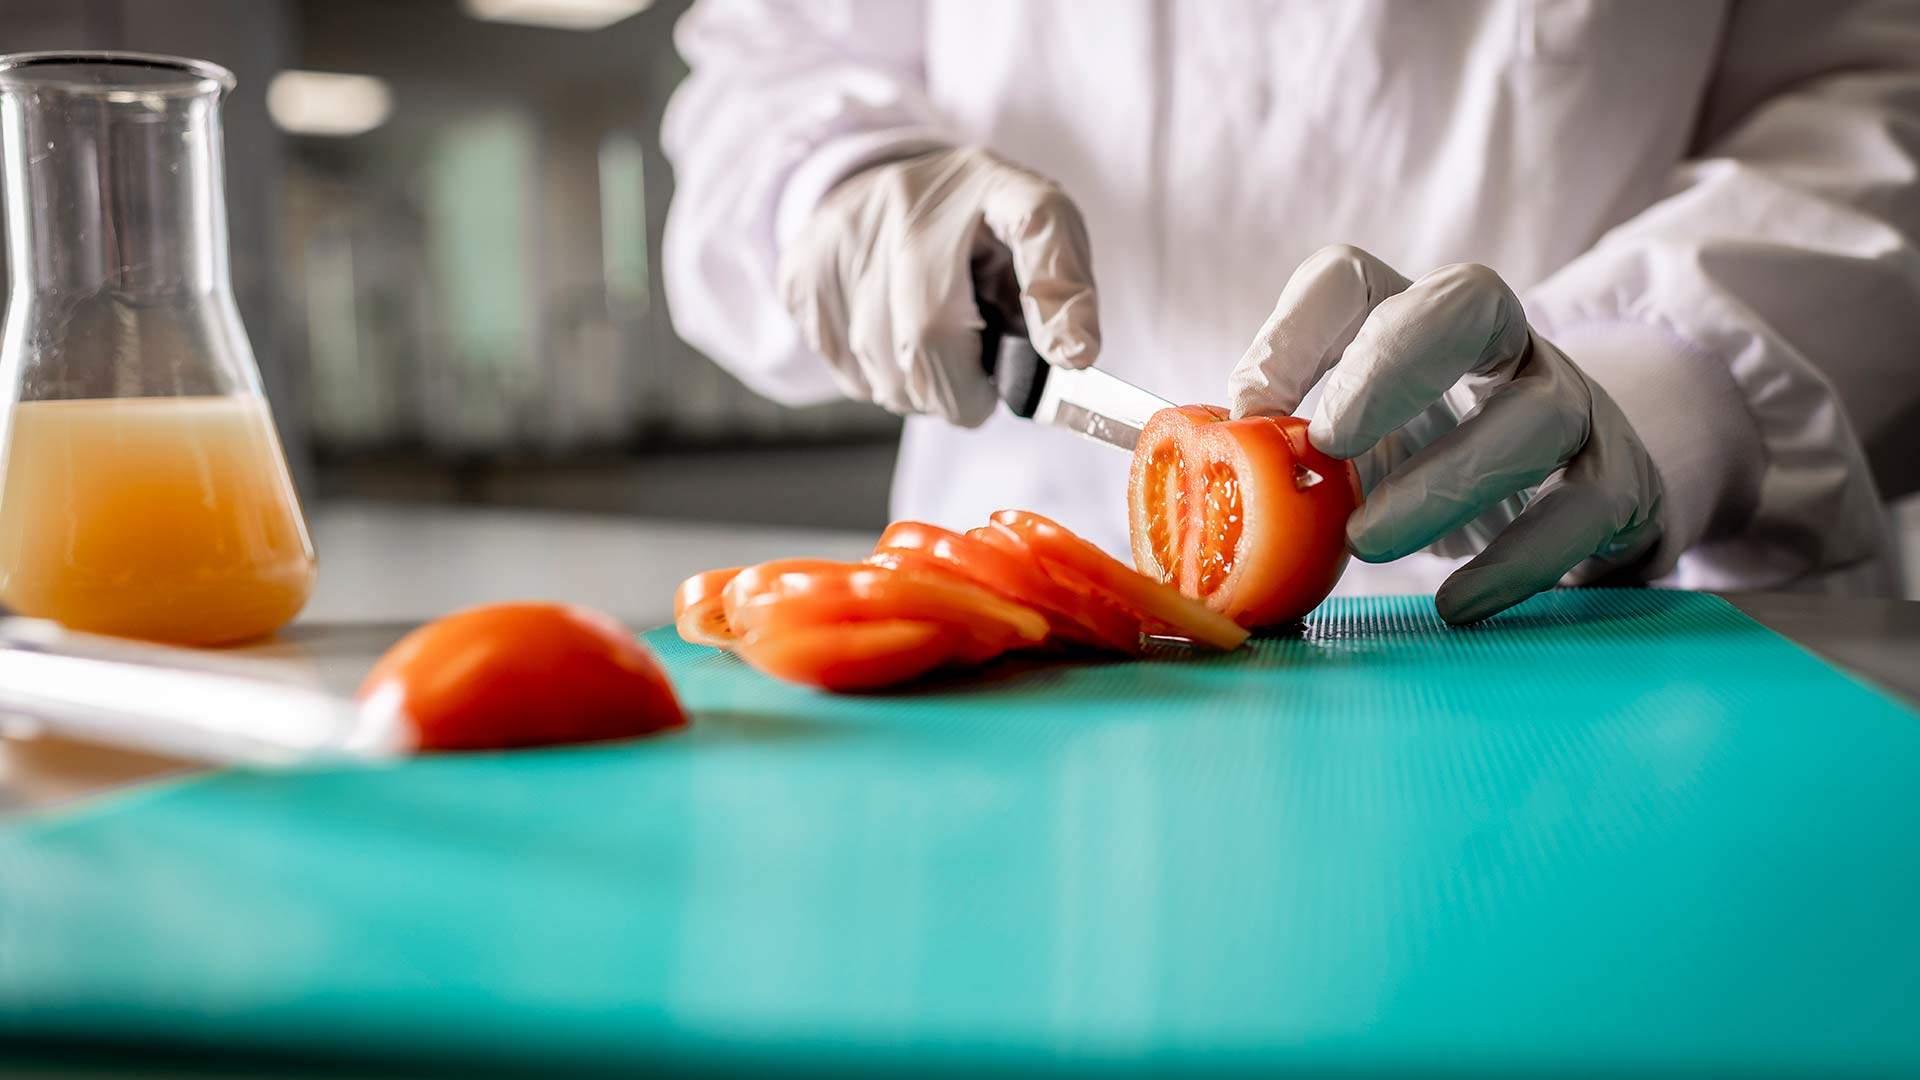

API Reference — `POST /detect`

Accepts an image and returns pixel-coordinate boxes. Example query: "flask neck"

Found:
[2,85,233,301]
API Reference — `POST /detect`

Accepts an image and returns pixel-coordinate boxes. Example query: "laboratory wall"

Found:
[0,0,1915,589]
[0,0,902,530]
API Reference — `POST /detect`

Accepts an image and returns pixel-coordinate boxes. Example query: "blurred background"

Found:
[1,0,1916,612]
[0,0,901,533]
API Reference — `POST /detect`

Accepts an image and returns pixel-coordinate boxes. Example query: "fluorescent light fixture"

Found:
[459,0,653,32]
[266,70,393,137]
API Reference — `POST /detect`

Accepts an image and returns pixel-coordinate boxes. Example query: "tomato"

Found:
[873,521,1141,653]
[732,618,964,691]
[359,602,685,752]
[725,559,1048,663]
[1129,406,1359,627]
[988,510,1249,651]
[674,567,742,647]
[721,559,855,616]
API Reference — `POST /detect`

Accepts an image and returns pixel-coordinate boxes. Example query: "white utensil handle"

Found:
[0,619,408,767]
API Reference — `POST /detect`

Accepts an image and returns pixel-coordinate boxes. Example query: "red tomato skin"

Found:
[732,619,962,692]
[1129,407,1360,627]
[1206,416,1357,626]
[988,510,1249,651]
[724,559,1049,657]
[874,521,1141,653]
[358,603,685,752]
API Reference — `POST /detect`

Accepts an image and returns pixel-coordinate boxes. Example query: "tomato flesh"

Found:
[674,567,743,647]
[989,509,1249,651]
[1141,440,1184,578]
[1195,460,1243,596]
[359,602,685,751]
[1129,407,1360,627]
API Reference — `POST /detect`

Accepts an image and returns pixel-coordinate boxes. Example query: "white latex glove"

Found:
[779,146,1101,427]
[1230,245,1665,624]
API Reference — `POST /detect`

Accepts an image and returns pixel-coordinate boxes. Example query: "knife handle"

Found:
[979,309,1050,420]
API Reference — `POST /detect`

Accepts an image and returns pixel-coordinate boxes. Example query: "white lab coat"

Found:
[663,1,1919,597]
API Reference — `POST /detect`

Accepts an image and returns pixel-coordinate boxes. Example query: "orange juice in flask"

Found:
[0,52,314,644]
[0,397,314,644]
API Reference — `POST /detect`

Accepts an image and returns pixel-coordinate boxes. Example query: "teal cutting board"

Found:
[3,590,1918,1077]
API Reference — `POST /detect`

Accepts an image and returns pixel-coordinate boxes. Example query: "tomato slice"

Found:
[988,510,1249,651]
[724,559,1050,663]
[732,619,964,692]
[874,521,1140,653]
[722,559,855,615]
[674,567,743,647]
[359,603,685,751]
[1129,407,1359,626]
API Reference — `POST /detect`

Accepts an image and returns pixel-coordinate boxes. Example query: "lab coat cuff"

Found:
[774,128,955,254]
[1553,321,1766,580]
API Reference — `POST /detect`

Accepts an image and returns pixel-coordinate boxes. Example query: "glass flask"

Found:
[0,52,314,645]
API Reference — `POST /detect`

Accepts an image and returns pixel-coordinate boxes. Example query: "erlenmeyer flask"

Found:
[0,52,314,645]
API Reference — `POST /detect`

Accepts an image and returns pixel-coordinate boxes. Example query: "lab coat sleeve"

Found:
[660,0,955,406]
[1524,0,1920,591]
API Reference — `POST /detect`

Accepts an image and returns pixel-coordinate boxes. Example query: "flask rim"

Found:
[0,51,235,99]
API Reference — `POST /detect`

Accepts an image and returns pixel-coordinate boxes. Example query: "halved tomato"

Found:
[1129,407,1359,626]
[987,510,1249,651]
[674,567,743,647]
[874,521,1141,653]
[359,602,685,751]
[732,618,964,692]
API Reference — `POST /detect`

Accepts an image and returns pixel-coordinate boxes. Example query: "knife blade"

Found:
[981,329,1173,452]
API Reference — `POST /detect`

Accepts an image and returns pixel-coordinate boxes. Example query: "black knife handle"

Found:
[979,307,1050,419]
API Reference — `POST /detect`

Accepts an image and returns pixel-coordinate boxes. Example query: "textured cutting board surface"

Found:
[3,590,1917,1077]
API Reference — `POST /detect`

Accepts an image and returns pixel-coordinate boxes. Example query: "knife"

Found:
[980,314,1172,452]
[0,618,408,767]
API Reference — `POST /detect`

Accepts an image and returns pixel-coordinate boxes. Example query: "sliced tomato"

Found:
[359,602,685,751]
[732,619,964,692]
[874,521,1140,653]
[857,549,1040,662]
[721,559,854,615]
[863,546,964,580]
[1129,406,1359,626]
[724,559,1049,663]
[674,566,743,647]
[988,510,1249,651]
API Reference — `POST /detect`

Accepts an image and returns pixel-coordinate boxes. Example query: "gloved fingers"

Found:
[844,281,915,416]
[779,210,876,403]
[978,169,1100,370]
[903,321,1000,427]
[1559,527,1661,587]
[1554,381,1665,584]
[884,230,999,425]
[1311,262,1533,460]
[1229,244,1411,419]
[796,294,882,406]
[1432,454,1633,625]
[1347,366,1592,561]
[1345,399,1463,495]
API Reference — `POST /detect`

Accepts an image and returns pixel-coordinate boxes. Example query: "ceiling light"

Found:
[459,0,653,32]
[267,71,392,138]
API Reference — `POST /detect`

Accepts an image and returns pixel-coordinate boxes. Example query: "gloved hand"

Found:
[1229,245,1665,624]
[779,146,1101,426]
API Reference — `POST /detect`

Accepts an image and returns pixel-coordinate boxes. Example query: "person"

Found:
[661,1,1919,623]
